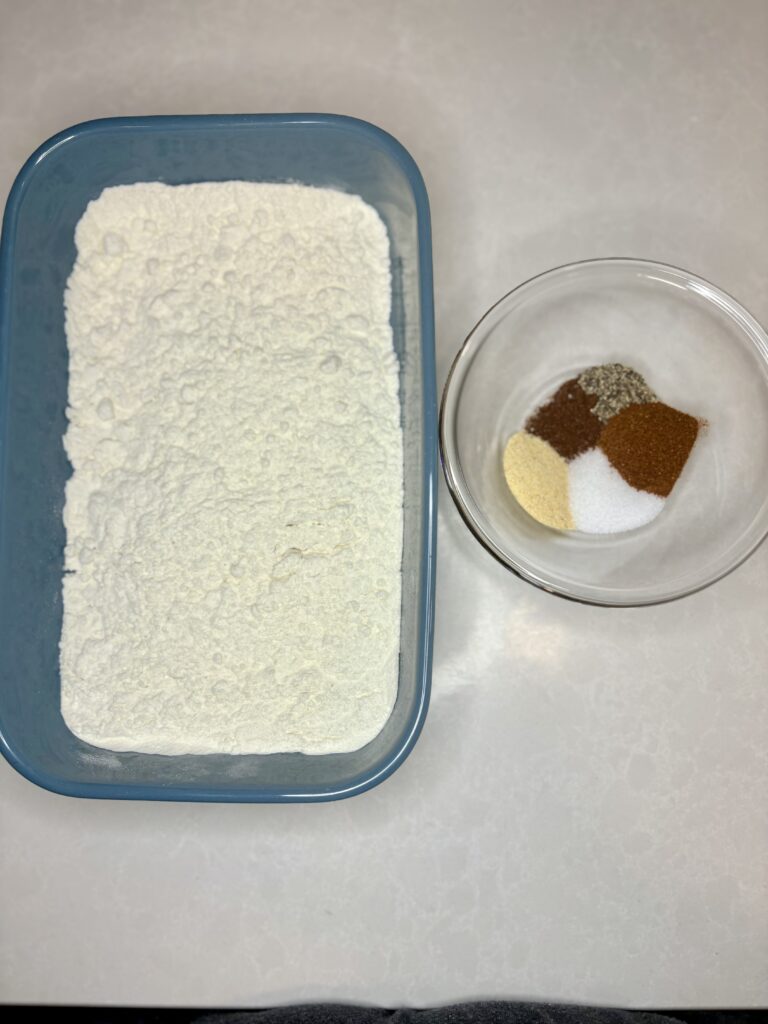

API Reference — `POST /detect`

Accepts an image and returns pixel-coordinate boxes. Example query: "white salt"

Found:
[568,448,665,534]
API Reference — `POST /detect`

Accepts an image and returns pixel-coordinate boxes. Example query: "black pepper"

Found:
[578,363,657,423]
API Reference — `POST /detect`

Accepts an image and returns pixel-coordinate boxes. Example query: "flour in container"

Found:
[60,181,403,755]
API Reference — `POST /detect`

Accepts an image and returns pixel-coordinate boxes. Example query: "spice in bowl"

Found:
[502,363,703,534]
[578,363,657,422]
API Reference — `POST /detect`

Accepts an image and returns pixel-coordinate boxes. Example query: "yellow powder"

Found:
[502,431,573,530]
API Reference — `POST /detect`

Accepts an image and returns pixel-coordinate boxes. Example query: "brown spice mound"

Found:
[525,378,602,461]
[599,401,700,497]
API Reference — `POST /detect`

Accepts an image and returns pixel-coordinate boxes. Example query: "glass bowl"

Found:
[440,258,768,606]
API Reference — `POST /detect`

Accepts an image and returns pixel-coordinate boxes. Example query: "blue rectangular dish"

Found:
[0,114,436,801]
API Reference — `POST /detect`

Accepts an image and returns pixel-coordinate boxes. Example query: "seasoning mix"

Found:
[503,363,702,534]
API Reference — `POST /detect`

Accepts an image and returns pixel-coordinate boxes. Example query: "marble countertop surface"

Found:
[1,0,766,1009]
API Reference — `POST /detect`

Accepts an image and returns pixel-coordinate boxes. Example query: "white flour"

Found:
[60,181,403,755]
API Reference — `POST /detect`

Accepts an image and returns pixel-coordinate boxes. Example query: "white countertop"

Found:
[1,0,767,1009]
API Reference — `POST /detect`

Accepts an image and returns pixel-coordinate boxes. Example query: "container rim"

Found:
[0,113,437,802]
[439,256,768,608]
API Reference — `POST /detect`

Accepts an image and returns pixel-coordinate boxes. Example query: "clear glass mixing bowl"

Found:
[440,259,768,606]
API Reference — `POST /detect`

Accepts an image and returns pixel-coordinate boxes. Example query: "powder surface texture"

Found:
[60,181,403,755]
[569,448,665,534]
[578,363,657,423]
[503,431,574,530]
[524,377,602,460]
[600,401,699,497]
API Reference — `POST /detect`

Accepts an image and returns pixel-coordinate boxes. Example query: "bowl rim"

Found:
[439,256,768,608]
[0,112,438,802]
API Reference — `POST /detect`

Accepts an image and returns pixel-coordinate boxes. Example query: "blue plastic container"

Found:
[0,114,436,802]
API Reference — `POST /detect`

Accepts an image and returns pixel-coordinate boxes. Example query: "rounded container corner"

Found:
[0,112,437,803]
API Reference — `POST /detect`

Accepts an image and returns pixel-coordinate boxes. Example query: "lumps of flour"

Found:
[60,181,403,755]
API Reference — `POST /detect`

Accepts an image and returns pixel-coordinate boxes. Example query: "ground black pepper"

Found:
[578,363,657,423]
